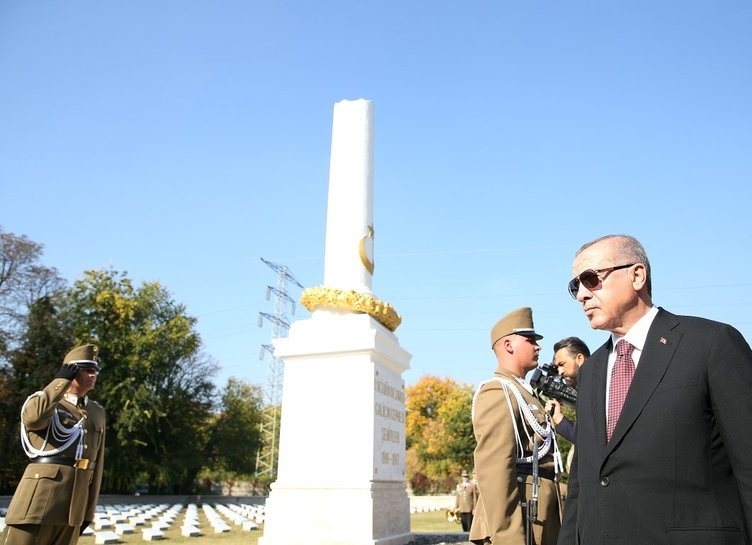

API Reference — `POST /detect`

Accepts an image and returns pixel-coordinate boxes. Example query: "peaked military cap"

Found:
[63,343,101,371]
[490,307,543,349]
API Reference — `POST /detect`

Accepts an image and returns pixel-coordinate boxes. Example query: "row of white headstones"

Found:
[80,502,265,543]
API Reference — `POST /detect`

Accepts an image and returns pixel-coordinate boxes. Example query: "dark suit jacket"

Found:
[558,308,752,545]
[556,416,576,444]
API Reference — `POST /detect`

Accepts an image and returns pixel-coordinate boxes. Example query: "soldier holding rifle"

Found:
[470,308,562,545]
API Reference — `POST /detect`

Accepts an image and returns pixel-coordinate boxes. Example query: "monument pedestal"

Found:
[259,312,412,545]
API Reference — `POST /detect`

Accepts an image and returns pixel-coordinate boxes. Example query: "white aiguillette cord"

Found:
[496,378,564,475]
[20,391,85,460]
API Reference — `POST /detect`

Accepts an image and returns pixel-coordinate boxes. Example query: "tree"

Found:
[0,295,75,491]
[204,378,264,491]
[0,227,65,362]
[11,295,72,392]
[0,228,66,493]
[63,269,218,493]
[405,375,476,493]
[0,232,272,495]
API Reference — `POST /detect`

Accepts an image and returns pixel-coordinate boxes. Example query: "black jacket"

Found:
[558,308,752,545]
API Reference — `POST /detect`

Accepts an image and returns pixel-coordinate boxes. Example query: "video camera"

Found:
[529,362,577,407]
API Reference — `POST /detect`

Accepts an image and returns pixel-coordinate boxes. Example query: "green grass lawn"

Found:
[411,508,464,533]
[77,506,462,545]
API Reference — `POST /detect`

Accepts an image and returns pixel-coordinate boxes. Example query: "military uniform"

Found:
[455,471,478,531]
[3,344,106,545]
[470,308,562,545]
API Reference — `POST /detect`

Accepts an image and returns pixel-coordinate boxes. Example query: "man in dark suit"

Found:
[558,234,752,545]
[3,344,106,545]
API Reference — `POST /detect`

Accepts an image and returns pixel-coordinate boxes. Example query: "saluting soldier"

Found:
[455,469,478,531]
[2,344,106,545]
[470,308,562,545]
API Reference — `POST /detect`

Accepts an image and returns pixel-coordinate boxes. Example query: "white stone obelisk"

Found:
[324,98,374,295]
[259,99,412,545]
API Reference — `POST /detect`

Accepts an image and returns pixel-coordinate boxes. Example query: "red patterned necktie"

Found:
[606,340,635,442]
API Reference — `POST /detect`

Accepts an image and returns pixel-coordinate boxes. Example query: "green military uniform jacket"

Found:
[5,376,106,527]
[469,368,561,545]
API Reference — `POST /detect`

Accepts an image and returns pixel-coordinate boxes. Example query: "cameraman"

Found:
[545,337,590,444]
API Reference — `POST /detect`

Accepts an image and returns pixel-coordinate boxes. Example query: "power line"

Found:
[255,257,303,479]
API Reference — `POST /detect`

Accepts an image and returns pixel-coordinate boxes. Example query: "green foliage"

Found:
[0,229,285,495]
[0,296,73,489]
[0,228,68,492]
[405,375,476,493]
[62,269,219,493]
[207,378,265,476]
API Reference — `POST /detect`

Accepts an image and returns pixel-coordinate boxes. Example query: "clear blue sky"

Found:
[2,1,751,391]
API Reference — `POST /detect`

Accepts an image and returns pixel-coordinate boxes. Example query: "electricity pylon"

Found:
[256,258,303,479]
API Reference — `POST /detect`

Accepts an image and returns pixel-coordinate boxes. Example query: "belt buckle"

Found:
[74,459,90,470]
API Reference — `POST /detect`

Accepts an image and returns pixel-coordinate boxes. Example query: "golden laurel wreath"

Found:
[300,286,402,332]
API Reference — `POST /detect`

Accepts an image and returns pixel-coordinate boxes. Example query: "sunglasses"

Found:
[568,263,635,299]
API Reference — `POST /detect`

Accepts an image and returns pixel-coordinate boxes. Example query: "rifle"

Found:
[525,436,541,545]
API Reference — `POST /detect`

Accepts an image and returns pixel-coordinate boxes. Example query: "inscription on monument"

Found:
[374,367,406,479]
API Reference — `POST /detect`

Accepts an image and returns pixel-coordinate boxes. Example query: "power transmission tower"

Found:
[256,257,303,479]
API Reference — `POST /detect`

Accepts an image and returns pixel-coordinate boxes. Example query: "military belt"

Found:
[516,463,555,481]
[31,456,96,470]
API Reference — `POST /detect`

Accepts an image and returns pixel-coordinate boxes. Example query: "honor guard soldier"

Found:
[469,308,562,545]
[2,344,106,545]
[455,469,478,531]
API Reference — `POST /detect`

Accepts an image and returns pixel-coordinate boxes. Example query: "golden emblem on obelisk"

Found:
[359,224,375,275]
